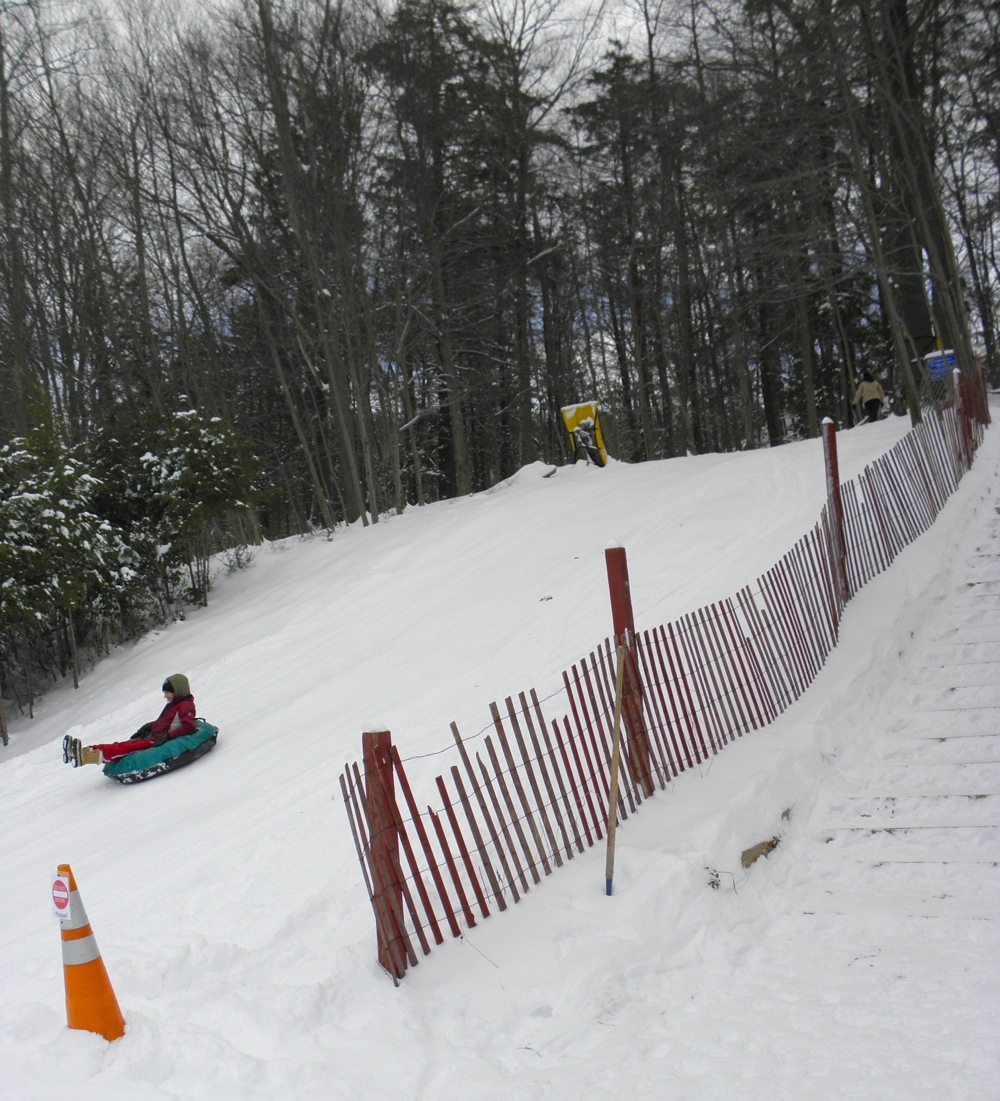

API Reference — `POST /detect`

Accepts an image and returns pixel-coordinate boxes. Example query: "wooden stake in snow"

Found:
[605,642,628,896]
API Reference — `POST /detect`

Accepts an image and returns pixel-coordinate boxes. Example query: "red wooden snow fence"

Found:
[340,377,989,982]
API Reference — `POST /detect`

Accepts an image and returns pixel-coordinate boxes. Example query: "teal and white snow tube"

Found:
[102,719,219,784]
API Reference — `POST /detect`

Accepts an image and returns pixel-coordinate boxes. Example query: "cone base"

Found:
[64,959,125,1041]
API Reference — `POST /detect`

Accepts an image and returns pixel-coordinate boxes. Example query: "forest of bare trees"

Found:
[0,0,996,525]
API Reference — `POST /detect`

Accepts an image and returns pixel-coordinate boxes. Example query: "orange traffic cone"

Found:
[56,863,125,1040]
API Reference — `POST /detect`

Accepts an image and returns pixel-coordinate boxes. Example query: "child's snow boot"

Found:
[79,745,103,766]
[64,737,96,767]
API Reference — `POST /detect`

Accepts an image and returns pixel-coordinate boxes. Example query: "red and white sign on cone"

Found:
[51,872,72,920]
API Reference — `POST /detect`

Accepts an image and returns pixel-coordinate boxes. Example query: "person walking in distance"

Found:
[853,372,885,424]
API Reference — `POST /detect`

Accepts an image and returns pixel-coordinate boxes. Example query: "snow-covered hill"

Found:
[2,410,998,1100]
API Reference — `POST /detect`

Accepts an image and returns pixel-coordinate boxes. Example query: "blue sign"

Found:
[924,349,957,380]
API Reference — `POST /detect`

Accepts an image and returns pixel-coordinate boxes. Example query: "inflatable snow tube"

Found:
[103,719,219,784]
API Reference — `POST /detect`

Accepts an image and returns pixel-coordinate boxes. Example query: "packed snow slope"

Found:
[2,409,998,1100]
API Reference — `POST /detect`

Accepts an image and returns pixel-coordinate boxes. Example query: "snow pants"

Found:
[91,738,158,762]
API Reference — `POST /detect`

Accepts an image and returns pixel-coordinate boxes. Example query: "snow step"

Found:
[880,734,1000,764]
[846,763,1000,791]
[788,860,1000,921]
[901,686,1000,709]
[823,793,1000,828]
[817,824,1000,862]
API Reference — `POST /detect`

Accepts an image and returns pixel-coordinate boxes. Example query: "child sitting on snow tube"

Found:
[63,674,197,767]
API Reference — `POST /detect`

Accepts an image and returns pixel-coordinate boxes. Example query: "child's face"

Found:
[164,690,175,701]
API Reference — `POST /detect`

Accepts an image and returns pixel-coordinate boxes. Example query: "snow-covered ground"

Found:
[2,409,998,1100]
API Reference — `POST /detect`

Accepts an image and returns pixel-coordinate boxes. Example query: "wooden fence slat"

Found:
[437,773,490,919]
[795,532,832,664]
[643,627,684,772]
[897,441,938,532]
[450,724,520,905]
[649,627,692,772]
[562,664,613,819]
[687,607,733,747]
[762,561,808,697]
[555,712,602,845]
[506,696,563,867]
[531,690,587,854]
[941,406,963,482]
[491,703,553,877]
[922,422,952,507]
[873,453,916,547]
[709,601,756,737]
[810,521,839,648]
[427,807,477,929]
[914,420,950,509]
[340,769,376,903]
[863,463,900,561]
[389,748,457,942]
[620,641,670,788]
[482,734,541,886]
[674,612,722,755]
[815,510,845,633]
[741,584,792,713]
[879,452,923,545]
[839,481,866,590]
[450,765,509,911]
[782,548,820,686]
[780,543,821,678]
[662,620,711,762]
[521,691,577,862]
[863,465,903,562]
[378,760,437,956]
[634,630,679,780]
[926,412,960,495]
[843,477,879,586]
[582,650,636,813]
[474,747,528,897]
[898,433,939,525]
[698,604,744,744]
[786,535,829,672]
[733,588,780,724]
[815,515,843,637]
[783,547,824,678]
[698,606,741,744]
[689,607,733,750]
[717,597,767,735]
[756,568,798,699]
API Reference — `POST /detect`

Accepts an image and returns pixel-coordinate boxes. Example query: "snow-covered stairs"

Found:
[797,501,1000,923]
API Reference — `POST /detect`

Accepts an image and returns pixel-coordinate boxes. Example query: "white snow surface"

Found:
[2,410,999,1100]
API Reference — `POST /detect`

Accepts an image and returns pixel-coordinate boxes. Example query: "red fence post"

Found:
[954,367,975,472]
[363,729,402,976]
[822,419,849,605]
[604,547,654,797]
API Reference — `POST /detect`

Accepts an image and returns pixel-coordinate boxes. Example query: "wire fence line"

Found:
[341,379,989,982]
